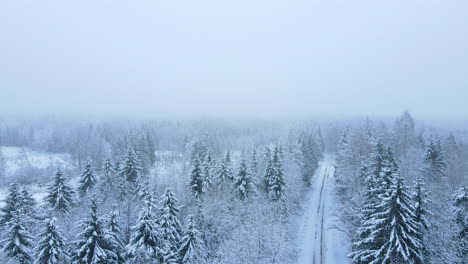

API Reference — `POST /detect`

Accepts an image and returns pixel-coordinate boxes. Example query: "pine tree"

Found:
[120,149,141,184]
[1,210,34,264]
[351,144,414,263]
[44,170,75,214]
[0,183,21,225]
[423,137,447,182]
[178,216,206,264]
[352,169,423,263]
[233,159,256,201]
[102,156,114,186]
[157,188,182,262]
[126,194,162,262]
[216,151,234,184]
[20,188,36,219]
[413,176,430,231]
[188,158,204,201]
[412,176,431,261]
[202,152,213,190]
[269,146,287,203]
[34,217,69,264]
[107,208,126,264]
[298,134,321,187]
[250,149,258,177]
[145,133,157,166]
[261,147,274,195]
[452,186,467,264]
[73,197,117,264]
[351,162,380,264]
[78,160,97,197]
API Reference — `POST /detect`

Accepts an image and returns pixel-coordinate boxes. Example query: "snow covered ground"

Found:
[297,158,350,264]
[0,146,75,206]
[1,146,74,177]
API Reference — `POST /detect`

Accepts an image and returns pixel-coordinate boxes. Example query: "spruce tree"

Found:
[233,159,256,201]
[20,188,37,219]
[44,170,75,214]
[1,210,34,264]
[412,176,431,261]
[107,208,126,264]
[126,194,162,262]
[78,160,97,197]
[413,176,431,230]
[158,188,182,262]
[34,217,69,264]
[158,188,182,248]
[188,158,204,201]
[269,146,287,203]
[102,156,114,186]
[262,148,274,195]
[423,137,447,182]
[73,197,117,264]
[452,186,467,264]
[120,149,141,184]
[0,183,21,225]
[299,134,321,187]
[178,216,206,264]
[250,149,258,177]
[353,171,423,263]
[202,152,213,190]
[216,151,234,184]
[145,133,157,166]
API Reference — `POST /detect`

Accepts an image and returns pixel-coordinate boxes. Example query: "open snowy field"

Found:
[1,146,74,177]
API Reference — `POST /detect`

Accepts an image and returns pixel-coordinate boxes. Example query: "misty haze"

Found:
[0,1,467,264]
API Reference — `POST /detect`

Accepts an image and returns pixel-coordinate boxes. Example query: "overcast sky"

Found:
[1,0,467,118]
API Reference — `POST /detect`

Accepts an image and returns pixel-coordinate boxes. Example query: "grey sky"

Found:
[1,0,467,118]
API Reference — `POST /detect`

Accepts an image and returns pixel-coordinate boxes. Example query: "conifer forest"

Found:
[1,1,467,263]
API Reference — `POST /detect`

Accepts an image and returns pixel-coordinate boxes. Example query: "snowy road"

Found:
[298,159,350,264]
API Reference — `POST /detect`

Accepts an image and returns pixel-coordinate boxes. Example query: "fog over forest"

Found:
[0,1,467,264]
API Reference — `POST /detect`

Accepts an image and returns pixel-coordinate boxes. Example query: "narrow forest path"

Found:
[297,158,350,264]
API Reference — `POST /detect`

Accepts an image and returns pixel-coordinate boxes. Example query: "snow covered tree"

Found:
[352,168,423,264]
[44,170,75,214]
[250,149,258,177]
[73,197,117,264]
[233,159,256,201]
[188,158,204,201]
[107,208,126,264]
[423,137,447,182]
[157,188,182,262]
[102,156,114,185]
[1,210,34,264]
[412,176,431,260]
[451,186,467,264]
[412,176,431,231]
[19,188,36,220]
[0,183,21,225]
[392,111,416,156]
[78,160,97,197]
[201,152,214,190]
[126,194,162,262]
[261,147,274,195]
[216,151,234,185]
[145,133,157,166]
[269,146,287,203]
[178,216,206,264]
[444,133,465,187]
[298,133,321,187]
[34,217,69,264]
[120,149,141,184]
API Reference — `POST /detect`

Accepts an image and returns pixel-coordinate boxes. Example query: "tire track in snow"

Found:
[313,167,328,264]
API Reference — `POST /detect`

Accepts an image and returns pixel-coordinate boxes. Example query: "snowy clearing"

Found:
[1,146,74,177]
